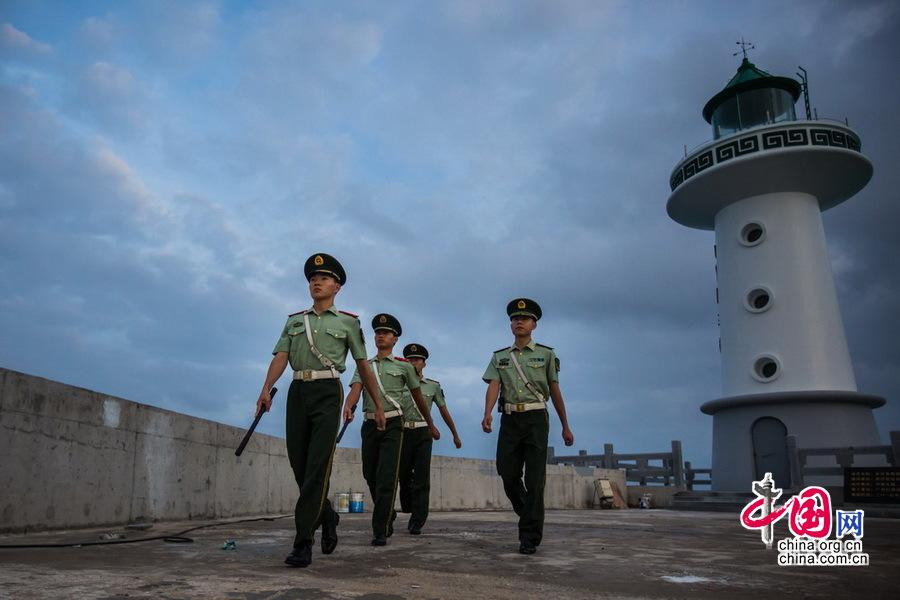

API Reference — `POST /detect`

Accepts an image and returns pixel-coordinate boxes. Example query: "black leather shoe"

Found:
[321,511,339,555]
[371,534,387,547]
[408,520,422,535]
[285,544,312,567]
[518,540,537,555]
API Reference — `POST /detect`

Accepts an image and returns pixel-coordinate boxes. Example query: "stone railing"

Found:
[549,440,709,489]
[786,431,899,491]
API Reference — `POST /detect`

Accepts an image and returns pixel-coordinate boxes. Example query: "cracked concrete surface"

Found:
[0,509,897,599]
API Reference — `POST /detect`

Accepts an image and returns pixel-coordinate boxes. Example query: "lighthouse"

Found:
[666,54,885,491]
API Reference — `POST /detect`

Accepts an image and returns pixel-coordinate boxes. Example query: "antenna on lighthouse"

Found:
[796,66,812,120]
[733,37,755,59]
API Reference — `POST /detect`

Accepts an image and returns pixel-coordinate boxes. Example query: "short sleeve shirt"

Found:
[404,377,445,421]
[351,355,420,414]
[482,340,559,405]
[272,306,367,372]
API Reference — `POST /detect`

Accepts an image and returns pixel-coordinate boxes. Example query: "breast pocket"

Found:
[325,328,346,340]
[525,357,546,373]
[287,323,306,337]
[383,367,406,389]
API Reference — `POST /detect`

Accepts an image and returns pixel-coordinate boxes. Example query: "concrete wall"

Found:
[1,368,625,533]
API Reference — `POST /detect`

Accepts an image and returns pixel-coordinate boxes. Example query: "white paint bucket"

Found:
[336,492,350,513]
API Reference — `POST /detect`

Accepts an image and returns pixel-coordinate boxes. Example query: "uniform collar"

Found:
[373,354,397,362]
[511,339,536,352]
[309,304,340,317]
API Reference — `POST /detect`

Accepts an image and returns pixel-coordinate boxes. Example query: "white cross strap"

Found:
[508,349,546,403]
[372,361,404,412]
[303,313,339,377]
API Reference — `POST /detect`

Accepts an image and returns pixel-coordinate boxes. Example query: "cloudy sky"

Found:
[2,0,898,469]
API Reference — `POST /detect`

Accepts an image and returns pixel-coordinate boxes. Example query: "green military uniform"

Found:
[273,256,367,554]
[398,343,444,532]
[351,315,420,541]
[483,298,559,549]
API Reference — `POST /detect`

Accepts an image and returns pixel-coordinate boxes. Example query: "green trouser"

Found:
[285,379,341,548]
[496,409,549,546]
[398,426,433,527]
[361,416,404,537]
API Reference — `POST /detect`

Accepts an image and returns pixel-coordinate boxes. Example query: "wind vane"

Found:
[733,37,755,59]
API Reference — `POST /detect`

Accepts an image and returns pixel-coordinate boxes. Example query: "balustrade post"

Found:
[604,443,615,470]
[672,440,685,489]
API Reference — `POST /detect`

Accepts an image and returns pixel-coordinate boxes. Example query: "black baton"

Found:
[235,387,277,456]
[335,402,357,445]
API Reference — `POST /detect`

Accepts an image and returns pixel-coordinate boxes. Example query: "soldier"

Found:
[343,314,440,546]
[256,253,388,568]
[481,298,575,555]
[398,343,463,535]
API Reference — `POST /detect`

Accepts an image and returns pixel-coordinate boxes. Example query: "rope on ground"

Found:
[0,514,293,549]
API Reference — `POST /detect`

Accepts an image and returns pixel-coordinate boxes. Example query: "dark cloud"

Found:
[0,0,897,468]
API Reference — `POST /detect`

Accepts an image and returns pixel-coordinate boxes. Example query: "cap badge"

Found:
[314,255,324,266]
[379,315,387,323]
[410,345,417,351]
[517,300,526,309]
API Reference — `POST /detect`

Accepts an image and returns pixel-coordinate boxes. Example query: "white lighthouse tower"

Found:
[667,54,885,491]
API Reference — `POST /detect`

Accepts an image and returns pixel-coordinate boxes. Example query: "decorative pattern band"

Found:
[670,124,862,191]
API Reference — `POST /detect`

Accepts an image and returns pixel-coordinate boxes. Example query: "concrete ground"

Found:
[0,509,897,599]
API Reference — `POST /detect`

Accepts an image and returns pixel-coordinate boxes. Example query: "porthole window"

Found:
[752,355,781,383]
[740,222,766,247]
[744,286,773,313]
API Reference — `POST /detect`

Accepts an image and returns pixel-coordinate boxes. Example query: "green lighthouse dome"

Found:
[703,57,802,138]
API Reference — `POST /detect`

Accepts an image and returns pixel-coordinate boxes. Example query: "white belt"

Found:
[403,421,428,429]
[503,401,547,414]
[293,369,340,381]
[365,409,402,420]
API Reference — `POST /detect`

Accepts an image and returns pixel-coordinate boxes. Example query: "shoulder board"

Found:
[425,377,439,385]
[536,343,554,350]
[494,346,511,354]
[288,309,308,317]
[394,356,409,362]
[338,310,359,318]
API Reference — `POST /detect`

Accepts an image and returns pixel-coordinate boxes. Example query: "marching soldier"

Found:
[481,298,575,554]
[343,314,440,546]
[399,343,462,534]
[256,253,388,568]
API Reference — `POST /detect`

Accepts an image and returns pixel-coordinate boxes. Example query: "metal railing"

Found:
[680,116,854,159]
